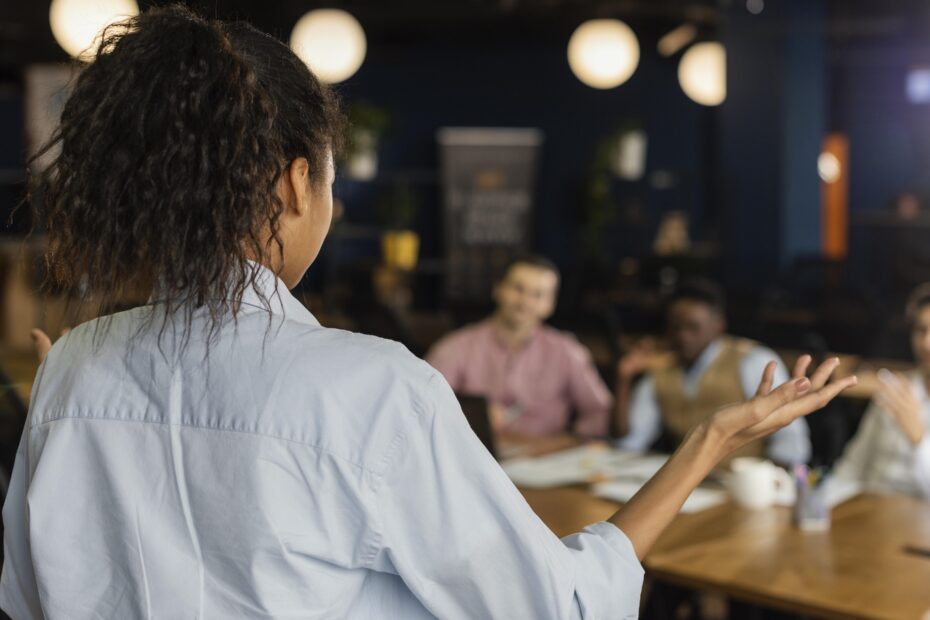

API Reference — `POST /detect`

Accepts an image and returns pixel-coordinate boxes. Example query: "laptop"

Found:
[456,394,497,459]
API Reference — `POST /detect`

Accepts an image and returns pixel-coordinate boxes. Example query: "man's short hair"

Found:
[906,283,930,324]
[666,277,726,316]
[498,254,561,282]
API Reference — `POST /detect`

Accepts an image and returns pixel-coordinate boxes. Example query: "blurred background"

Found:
[0,0,929,369]
[3,5,930,618]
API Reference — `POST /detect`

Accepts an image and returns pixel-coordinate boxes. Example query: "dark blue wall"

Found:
[334,24,709,269]
[720,0,826,288]
[833,39,930,213]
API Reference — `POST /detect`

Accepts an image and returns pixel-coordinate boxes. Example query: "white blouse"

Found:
[831,370,930,498]
[0,267,643,619]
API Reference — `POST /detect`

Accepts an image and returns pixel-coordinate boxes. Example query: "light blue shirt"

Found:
[615,339,811,464]
[0,266,643,619]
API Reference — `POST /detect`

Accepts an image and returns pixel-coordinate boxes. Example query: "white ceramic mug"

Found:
[728,457,792,510]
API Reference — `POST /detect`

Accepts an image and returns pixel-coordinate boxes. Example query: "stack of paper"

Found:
[505,447,729,514]
[502,445,638,488]
[592,480,729,514]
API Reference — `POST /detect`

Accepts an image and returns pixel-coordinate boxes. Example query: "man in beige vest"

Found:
[614,279,811,464]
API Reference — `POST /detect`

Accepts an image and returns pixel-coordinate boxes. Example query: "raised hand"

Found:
[877,369,924,446]
[30,327,71,364]
[707,356,856,462]
[617,338,656,381]
[611,354,857,560]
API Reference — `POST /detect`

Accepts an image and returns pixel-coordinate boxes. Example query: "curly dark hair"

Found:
[29,4,344,344]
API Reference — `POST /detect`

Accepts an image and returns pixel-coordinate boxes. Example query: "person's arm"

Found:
[613,373,635,439]
[564,341,612,437]
[29,327,71,364]
[0,358,48,619]
[370,356,852,615]
[915,436,930,498]
[0,430,42,619]
[877,370,925,445]
[830,400,883,485]
[424,334,465,392]
[876,370,930,497]
[613,376,661,451]
[373,372,644,618]
[611,356,855,559]
[612,341,654,438]
[739,348,811,464]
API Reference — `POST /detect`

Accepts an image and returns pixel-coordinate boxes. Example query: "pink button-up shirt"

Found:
[426,320,612,437]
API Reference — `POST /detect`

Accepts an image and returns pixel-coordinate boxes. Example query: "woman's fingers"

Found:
[764,375,858,429]
[721,354,857,453]
[808,357,840,390]
[752,375,812,421]
[754,361,778,397]
[792,354,812,379]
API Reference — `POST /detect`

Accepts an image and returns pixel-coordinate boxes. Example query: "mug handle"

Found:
[772,464,797,505]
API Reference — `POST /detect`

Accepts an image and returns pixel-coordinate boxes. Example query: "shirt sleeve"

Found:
[740,347,811,465]
[0,419,42,619]
[913,435,930,499]
[831,401,883,484]
[564,341,612,437]
[425,335,465,392]
[612,375,662,452]
[370,373,644,619]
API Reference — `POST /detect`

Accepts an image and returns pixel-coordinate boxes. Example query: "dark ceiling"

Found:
[0,0,927,71]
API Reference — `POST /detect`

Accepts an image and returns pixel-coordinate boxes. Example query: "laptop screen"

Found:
[455,394,497,459]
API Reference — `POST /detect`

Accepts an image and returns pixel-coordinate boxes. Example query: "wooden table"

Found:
[520,486,930,620]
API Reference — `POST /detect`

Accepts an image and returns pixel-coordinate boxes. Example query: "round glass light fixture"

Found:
[818,152,841,184]
[49,0,139,60]
[290,9,366,84]
[678,41,727,106]
[567,19,640,89]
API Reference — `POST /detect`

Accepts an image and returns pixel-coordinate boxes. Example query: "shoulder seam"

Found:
[30,411,381,475]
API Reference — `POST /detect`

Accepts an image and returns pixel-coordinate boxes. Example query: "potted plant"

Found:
[579,119,648,265]
[345,102,390,181]
[377,183,420,270]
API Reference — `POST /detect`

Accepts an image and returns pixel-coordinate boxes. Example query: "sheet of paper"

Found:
[592,480,729,514]
[502,445,639,489]
[599,454,669,480]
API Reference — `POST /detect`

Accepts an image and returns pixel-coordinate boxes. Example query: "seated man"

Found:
[830,284,930,498]
[615,278,811,464]
[426,255,611,438]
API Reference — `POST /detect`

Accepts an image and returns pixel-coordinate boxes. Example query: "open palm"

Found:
[711,356,856,459]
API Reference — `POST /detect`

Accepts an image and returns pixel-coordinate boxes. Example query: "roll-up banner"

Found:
[438,127,543,301]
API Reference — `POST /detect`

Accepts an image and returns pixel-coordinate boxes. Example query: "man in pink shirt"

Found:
[426,256,613,438]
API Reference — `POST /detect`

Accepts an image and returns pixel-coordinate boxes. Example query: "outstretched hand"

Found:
[30,327,71,364]
[707,355,857,461]
[617,338,656,381]
[876,369,924,446]
[611,354,857,560]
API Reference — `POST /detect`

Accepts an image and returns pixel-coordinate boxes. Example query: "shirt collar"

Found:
[239,261,320,327]
[685,338,723,376]
[486,317,541,353]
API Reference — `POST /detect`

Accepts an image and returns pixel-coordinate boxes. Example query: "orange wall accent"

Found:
[821,133,849,259]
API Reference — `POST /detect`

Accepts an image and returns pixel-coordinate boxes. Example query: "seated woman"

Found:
[831,285,930,498]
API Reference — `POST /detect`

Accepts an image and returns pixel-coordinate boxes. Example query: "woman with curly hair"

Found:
[0,6,855,619]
